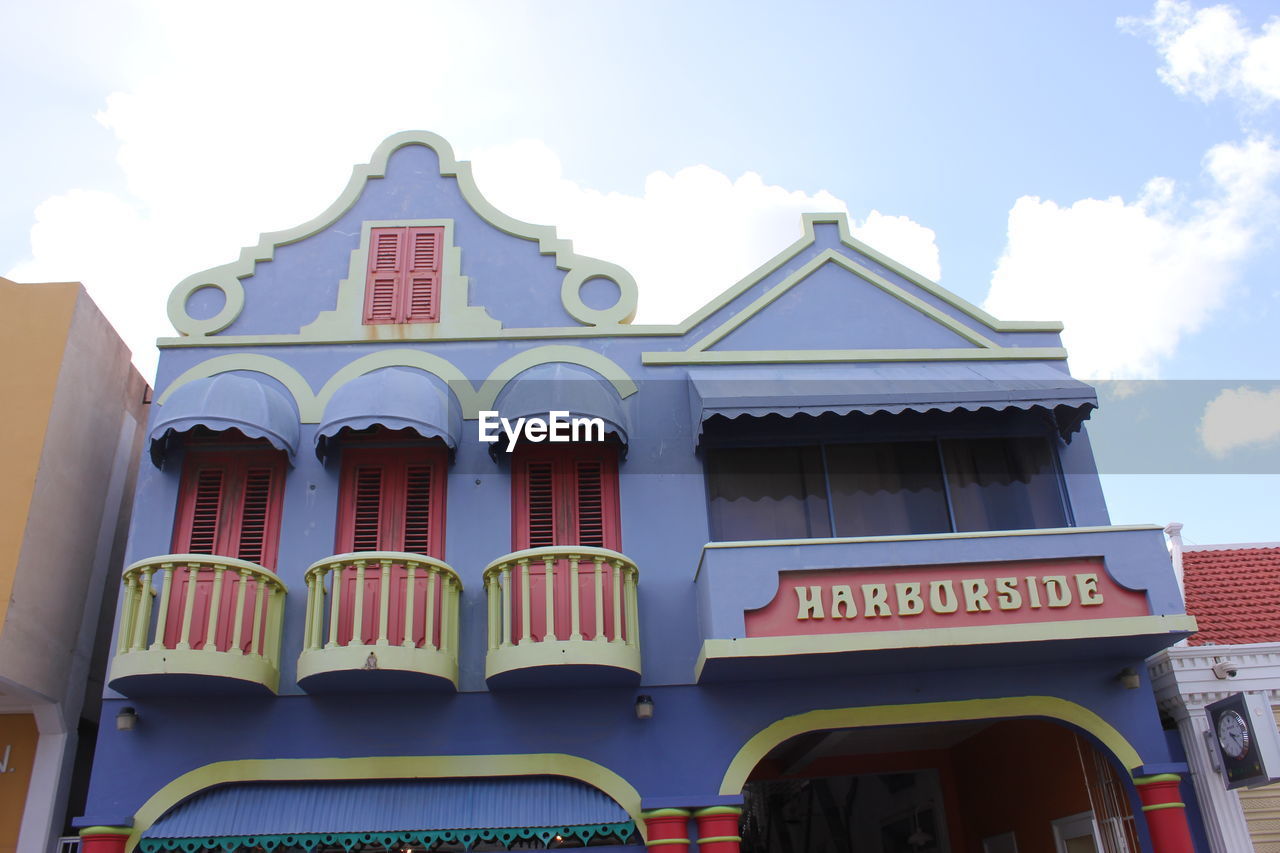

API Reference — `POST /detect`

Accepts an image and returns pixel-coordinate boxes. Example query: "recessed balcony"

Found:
[296,552,461,692]
[484,546,640,688]
[109,555,287,696]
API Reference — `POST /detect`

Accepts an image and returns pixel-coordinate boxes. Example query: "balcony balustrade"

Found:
[296,552,461,691]
[484,546,640,687]
[109,554,287,695]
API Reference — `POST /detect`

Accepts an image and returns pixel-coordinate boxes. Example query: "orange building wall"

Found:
[951,719,1095,851]
[0,278,80,636]
[0,714,40,853]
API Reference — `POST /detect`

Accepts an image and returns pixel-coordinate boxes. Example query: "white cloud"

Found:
[470,138,940,324]
[983,136,1280,379]
[1122,0,1280,105]
[1200,386,1280,457]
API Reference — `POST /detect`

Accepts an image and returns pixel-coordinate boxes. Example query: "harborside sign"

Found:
[743,557,1150,638]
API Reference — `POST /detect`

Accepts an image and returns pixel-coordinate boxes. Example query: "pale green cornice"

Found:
[155,346,637,422]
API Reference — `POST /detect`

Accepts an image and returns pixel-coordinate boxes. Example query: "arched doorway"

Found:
[733,715,1143,853]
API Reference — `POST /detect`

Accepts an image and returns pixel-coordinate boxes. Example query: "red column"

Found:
[694,806,742,853]
[1134,774,1195,853]
[79,827,132,853]
[642,808,692,853]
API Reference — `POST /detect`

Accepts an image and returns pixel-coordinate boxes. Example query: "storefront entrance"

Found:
[740,718,1141,853]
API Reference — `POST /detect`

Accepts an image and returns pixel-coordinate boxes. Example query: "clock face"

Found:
[1218,710,1252,759]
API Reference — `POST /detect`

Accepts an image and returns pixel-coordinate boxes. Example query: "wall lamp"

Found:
[634,695,654,720]
[1117,667,1141,690]
[116,706,139,731]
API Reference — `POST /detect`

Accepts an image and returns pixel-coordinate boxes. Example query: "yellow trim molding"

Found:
[694,615,1197,681]
[128,753,645,853]
[156,346,637,423]
[718,697,1145,795]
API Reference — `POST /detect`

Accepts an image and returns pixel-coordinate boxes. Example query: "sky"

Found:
[3,0,1278,547]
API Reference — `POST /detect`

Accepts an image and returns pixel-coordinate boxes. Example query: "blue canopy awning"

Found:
[149,373,300,467]
[315,367,463,459]
[140,777,635,853]
[492,363,629,449]
[689,362,1097,441]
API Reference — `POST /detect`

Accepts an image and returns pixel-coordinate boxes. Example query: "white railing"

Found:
[297,552,461,687]
[483,547,639,673]
[116,554,286,659]
[111,554,287,693]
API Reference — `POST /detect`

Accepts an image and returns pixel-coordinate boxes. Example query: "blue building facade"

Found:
[77,132,1202,853]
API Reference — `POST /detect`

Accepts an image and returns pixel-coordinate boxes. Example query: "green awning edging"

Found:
[139,822,637,853]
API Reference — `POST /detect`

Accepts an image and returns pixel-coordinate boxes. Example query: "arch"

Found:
[157,355,317,419]
[476,346,638,416]
[127,753,646,853]
[718,696,1145,796]
[314,351,471,418]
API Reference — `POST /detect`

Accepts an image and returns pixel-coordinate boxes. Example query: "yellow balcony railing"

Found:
[109,554,287,695]
[483,546,640,686]
[296,552,461,691]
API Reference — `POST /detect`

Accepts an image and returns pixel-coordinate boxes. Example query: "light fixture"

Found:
[634,695,654,720]
[1118,667,1141,689]
[907,808,932,848]
[116,707,138,731]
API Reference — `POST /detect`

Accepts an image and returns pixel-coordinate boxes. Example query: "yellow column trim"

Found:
[128,754,645,853]
[718,696,1145,795]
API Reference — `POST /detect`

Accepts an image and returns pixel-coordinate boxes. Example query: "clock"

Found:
[1217,710,1251,759]
[1206,693,1280,789]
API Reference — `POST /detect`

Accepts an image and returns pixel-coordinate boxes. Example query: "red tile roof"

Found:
[1182,546,1280,645]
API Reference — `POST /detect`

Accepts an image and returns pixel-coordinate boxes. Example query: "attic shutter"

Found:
[404,227,442,322]
[363,228,404,324]
[362,226,443,324]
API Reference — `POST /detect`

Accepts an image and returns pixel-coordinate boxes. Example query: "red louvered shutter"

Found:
[173,448,284,566]
[180,468,225,554]
[401,465,435,554]
[362,226,443,324]
[404,227,442,322]
[337,444,446,558]
[348,466,385,551]
[573,459,607,547]
[363,228,405,324]
[512,445,619,550]
[519,461,556,550]
[234,468,275,565]
[166,444,286,650]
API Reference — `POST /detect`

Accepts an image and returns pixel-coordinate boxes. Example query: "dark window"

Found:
[705,436,1067,541]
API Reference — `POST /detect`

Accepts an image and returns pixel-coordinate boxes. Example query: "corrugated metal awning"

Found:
[315,367,462,459]
[689,362,1097,441]
[140,777,635,852]
[148,373,300,467]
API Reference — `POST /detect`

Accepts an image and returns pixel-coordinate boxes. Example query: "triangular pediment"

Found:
[706,254,984,352]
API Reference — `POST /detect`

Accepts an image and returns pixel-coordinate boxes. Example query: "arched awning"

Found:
[492,363,630,449]
[139,777,637,853]
[149,373,300,467]
[315,367,462,460]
